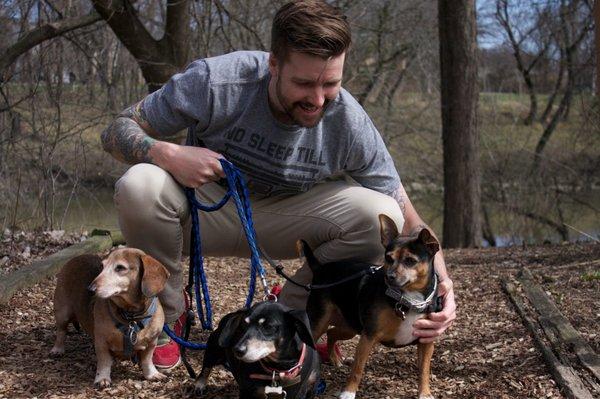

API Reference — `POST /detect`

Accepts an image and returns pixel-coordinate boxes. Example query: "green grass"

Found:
[581,271,600,282]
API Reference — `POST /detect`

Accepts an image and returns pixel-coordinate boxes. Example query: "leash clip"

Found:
[394,303,406,320]
[264,293,278,303]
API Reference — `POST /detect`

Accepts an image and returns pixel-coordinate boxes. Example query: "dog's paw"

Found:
[94,377,111,389]
[183,381,207,398]
[339,391,356,399]
[145,371,167,381]
[49,347,64,357]
[418,395,434,399]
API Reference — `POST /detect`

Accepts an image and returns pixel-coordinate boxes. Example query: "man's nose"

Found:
[309,86,325,108]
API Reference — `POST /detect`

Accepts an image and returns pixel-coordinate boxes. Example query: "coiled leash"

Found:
[163,159,273,355]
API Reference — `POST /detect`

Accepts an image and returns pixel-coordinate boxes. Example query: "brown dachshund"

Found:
[51,248,170,388]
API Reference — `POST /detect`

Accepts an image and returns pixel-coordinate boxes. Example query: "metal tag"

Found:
[265,385,286,397]
[127,325,138,345]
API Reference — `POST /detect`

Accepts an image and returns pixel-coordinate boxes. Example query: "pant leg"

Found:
[248,180,405,309]
[114,163,245,322]
[116,165,403,316]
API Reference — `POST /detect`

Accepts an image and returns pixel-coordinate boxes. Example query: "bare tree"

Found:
[595,0,600,97]
[0,11,102,77]
[438,0,482,248]
[533,0,593,171]
[90,0,191,92]
[496,0,552,125]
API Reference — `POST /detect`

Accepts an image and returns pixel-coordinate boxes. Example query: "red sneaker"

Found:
[153,338,181,370]
[153,292,190,370]
[316,339,343,364]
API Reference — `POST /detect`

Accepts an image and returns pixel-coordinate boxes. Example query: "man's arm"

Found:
[101,102,161,165]
[391,183,456,342]
[100,101,225,188]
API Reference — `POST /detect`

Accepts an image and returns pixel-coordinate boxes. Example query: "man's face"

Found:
[268,51,345,128]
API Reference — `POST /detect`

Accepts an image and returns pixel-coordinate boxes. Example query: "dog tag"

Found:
[127,325,138,345]
[265,385,285,397]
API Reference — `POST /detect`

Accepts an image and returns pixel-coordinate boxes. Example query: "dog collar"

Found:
[249,343,307,387]
[107,297,158,360]
[385,273,440,319]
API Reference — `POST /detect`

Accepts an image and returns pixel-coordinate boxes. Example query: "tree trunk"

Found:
[438,0,482,248]
[595,0,600,97]
[91,0,191,92]
[540,55,565,124]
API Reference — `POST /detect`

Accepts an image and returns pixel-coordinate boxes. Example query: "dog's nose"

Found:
[233,344,246,358]
[87,282,97,292]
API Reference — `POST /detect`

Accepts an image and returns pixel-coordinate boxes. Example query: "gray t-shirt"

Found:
[142,51,400,197]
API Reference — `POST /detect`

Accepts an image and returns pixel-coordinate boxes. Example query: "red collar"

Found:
[249,344,307,385]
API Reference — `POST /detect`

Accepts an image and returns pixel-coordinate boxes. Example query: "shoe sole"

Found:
[155,356,182,372]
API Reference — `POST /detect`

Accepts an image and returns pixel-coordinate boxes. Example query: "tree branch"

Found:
[0,11,102,75]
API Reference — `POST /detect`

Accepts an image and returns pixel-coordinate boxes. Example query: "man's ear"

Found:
[286,309,316,350]
[140,255,170,298]
[269,52,279,77]
[379,214,399,248]
[418,228,440,257]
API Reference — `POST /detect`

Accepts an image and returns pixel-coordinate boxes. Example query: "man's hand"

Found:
[412,278,456,343]
[154,143,225,188]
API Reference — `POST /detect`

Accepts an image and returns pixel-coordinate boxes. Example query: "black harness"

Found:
[385,267,443,319]
[107,297,158,360]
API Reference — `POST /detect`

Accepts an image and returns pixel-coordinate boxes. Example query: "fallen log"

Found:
[502,279,594,399]
[0,230,123,306]
[519,267,600,382]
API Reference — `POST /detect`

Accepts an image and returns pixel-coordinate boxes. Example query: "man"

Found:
[101,0,456,370]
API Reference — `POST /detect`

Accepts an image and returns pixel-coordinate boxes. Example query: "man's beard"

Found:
[275,77,330,128]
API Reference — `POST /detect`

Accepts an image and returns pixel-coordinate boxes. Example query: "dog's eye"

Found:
[403,258,417,267]
[261,322,278,334]
[115,264,127,272]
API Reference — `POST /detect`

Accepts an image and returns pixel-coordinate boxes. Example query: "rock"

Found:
[21,246,31,258]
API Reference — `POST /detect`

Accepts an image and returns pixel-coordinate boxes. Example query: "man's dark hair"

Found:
[271,0,351,60]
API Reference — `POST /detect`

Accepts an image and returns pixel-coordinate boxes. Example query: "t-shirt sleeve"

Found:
[140,59,212,136]
[345,115,401,194]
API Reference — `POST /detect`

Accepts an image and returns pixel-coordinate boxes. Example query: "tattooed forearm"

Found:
[391,186,407,216]
[410,223,430,236]
[101,103,157,165]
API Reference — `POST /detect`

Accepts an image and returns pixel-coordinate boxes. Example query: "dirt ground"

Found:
[0,232,598,399]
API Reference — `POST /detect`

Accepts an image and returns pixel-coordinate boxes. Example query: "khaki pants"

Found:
[114,163,404,322]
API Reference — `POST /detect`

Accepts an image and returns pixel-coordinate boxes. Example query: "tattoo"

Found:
[391,186,407,216]
[101,103,157,164]
[410,223,430,236]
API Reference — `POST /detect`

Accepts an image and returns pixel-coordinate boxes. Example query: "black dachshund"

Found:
[192,301,320,398]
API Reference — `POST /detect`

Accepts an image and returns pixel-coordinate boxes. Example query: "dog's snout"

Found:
[88,282,97,292]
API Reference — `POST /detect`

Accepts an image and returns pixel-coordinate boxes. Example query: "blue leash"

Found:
[163,159,272,349]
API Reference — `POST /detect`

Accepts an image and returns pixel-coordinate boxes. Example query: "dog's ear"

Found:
[140,255,170,298]
[218,311,245,348]
[296,239,320,272]
[417,228,439,257]
[286,309,316,349]
[379,214,399,248]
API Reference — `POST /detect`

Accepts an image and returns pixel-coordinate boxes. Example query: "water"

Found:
[10,186,600,247]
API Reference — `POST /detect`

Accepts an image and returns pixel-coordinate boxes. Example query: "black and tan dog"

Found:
[301,214,442,399]
[192,301,320,398]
